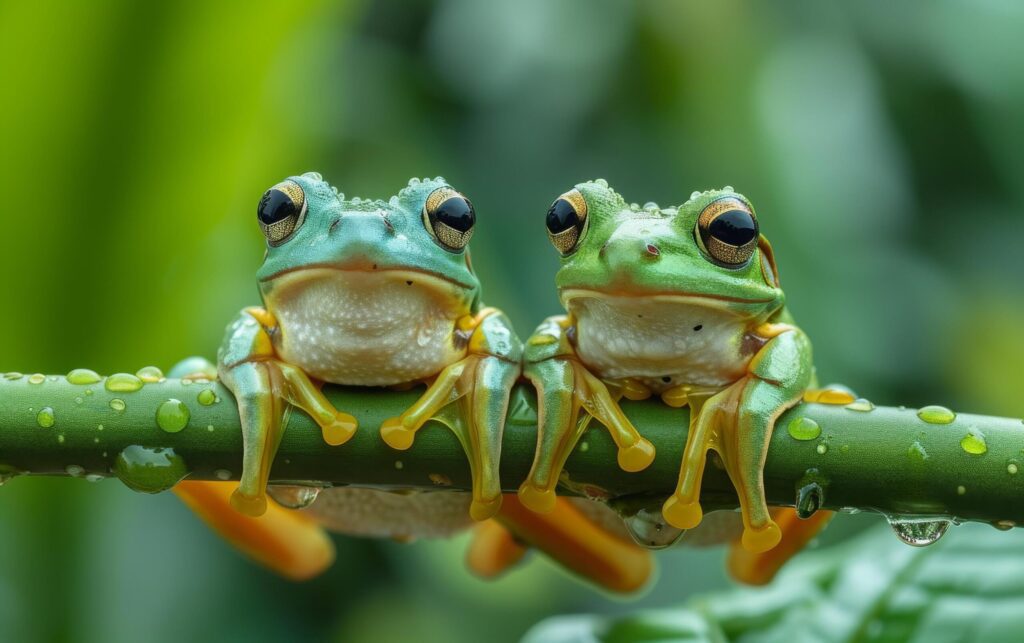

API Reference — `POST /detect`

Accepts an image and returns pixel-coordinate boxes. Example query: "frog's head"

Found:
[255,173,481,311]
[545,179,784,322]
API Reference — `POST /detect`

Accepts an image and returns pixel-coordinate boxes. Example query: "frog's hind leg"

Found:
[381,309,521,521]
[471,494,653,594]
[174,480,335,581]
[519,316,655,514]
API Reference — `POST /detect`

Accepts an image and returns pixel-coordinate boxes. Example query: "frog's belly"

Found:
[268,272,468,386]
[570,295,752,391]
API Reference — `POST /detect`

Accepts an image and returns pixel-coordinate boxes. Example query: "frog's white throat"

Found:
[264,268,471,386]
[564,290,755,390]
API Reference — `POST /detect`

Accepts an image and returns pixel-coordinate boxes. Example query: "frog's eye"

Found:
[545,189,588,255]
[695,196,759,266]
[257,181,307,246]
[423,187,475,251]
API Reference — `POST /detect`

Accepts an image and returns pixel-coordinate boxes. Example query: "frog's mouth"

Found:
[261,261,475,292]
[559,288,777,314]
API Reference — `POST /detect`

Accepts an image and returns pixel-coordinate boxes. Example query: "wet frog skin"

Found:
[520,179,815,553]
[217,173,521,521]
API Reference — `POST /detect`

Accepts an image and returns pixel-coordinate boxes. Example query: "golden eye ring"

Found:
[695,196,759,266]
[423,187,475,251]
[257,180,307,246]
[545,189,588,255]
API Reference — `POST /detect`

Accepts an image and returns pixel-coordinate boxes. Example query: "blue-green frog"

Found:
[215,174,521,521]
[519,180,820,555]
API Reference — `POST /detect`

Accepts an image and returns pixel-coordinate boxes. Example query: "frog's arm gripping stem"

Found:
[218,307,357,516]
[518,315,656,514]
[380,308,522,521]
[661,323,816,553]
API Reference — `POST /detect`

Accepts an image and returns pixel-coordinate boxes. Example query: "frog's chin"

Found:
[559,288,777,317]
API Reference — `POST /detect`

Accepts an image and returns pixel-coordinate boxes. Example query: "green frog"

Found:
[215,173,521,521]
[519,179,817,554]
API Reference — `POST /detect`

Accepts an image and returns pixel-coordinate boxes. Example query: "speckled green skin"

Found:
[522,179,814,552]
[217,173,521,519]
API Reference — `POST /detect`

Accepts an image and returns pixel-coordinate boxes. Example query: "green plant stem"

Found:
[0,374,1021,525]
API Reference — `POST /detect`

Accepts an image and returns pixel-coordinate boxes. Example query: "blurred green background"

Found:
[1,1,1022,641]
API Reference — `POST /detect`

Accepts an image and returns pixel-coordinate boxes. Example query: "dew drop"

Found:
[105,373,143,393]
[135,366,165,383]
[1008,462,1019,475]
[36,407,55,428]
[3,372,24,381]
[197,389,217,406]
[887,517,950,547]
[74,397,83,405]
[816,442,828,455]
[109,398,126,412]
[214,469,231,481]
[796,482,824,519]
[57,434,65,444]
[268,485,321,509]
[957,485,967,496]
[959,427,987,455]
[787,417,821,441]
[917,405,956,424]
[113,445,188,493]
[67,368,101,385]
[394,460,404,470]
[907,440,929,462]
[623,507,686,549]
[85,473,105,483]
[28,373,46,385]
[845,398,875,412]
[65,464,85,478]
[156,399,190,433]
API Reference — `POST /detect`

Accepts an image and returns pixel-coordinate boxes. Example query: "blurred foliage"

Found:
[0,1,1022,642]
[525,521,1024,643]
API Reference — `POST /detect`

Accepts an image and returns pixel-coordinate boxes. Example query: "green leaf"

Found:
[524,522,1024,642]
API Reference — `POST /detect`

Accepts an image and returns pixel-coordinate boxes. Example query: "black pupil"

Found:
[546,198,578,234]
[708,210,757,246]
[258,189,297,225]
[434,197,475,232]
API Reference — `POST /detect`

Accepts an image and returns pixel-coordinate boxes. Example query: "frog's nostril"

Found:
[328,217,341,234]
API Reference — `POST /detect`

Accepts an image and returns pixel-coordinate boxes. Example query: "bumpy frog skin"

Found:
[216,173,521,520]
[522,179,817,553]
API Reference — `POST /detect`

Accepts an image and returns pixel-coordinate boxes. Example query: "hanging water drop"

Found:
[887,517,950,547]
[796,482,824,519]
[622,507,686,549]
[268,485,322,509]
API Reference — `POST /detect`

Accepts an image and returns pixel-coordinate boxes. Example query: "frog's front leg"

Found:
[518,315,656,514]
[380,308,521,521]
[218,307,357,516]
[661,323,814,552]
